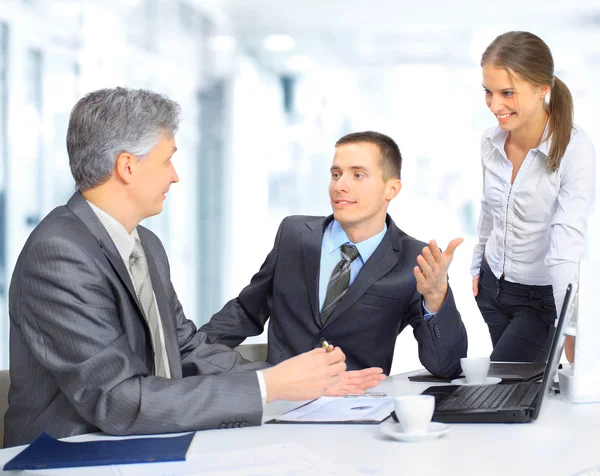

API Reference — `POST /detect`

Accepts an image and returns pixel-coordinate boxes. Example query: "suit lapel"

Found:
[301,217,331,327]
[322,216,400,329]
[66,192,142,316]
[67,192,181,377]
[141,236,182,379]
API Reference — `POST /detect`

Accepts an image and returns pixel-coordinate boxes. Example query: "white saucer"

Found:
[380,421,450,442]
[450,377,502,386]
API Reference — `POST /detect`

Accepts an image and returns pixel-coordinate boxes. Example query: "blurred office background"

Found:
[0,0,598,373]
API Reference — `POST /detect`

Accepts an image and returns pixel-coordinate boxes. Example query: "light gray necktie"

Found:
[321,244,360,325]
[129,238,168,377]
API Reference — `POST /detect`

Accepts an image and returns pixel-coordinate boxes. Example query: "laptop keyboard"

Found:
[438,382,532,411]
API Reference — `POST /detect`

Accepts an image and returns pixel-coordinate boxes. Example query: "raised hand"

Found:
[414,238,464,312]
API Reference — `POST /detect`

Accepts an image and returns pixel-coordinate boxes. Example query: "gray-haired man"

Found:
[4,87,382,447]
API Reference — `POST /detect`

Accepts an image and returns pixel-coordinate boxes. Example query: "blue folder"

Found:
[3,431,195,471]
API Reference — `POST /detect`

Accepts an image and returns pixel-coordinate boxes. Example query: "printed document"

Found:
[271,396,393,423]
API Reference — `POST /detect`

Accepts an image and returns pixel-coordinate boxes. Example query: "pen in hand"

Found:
[319,337,334,352]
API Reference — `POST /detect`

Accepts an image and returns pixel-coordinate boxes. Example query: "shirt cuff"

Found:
[422,299,436,320]
[256,370,267,409]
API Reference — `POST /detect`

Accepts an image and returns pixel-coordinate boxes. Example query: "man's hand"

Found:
[262,348,346,402]
[324,367,386,396]
[472,275,480,297]
[414,238,464,313]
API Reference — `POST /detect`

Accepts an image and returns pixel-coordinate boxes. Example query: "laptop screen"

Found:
[531,283,576,420]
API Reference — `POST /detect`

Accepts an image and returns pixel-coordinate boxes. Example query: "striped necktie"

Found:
[129,239,168,377]
[320,243,360,325]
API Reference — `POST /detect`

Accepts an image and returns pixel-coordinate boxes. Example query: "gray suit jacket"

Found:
[4,192,267,447]
[201,215,468,377]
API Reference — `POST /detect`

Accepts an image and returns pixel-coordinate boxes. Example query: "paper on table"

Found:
[116,441,356,476]
[271,396,393,423]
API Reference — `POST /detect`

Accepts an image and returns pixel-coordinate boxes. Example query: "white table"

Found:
[1,370,599,475]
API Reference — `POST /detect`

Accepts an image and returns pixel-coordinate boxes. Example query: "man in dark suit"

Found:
[4,88,380,447]
[201,131,468,378]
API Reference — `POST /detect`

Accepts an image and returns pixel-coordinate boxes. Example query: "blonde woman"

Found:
[471,31,595,363]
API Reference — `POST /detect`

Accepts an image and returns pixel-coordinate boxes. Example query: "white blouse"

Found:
[470,124,596,316]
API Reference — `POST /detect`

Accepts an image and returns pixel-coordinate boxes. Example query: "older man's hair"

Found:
[67,87,181,191]
[335,131,402,180]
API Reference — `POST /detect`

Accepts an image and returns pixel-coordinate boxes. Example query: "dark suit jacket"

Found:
[4,192,266,447]
[201,215,467,377]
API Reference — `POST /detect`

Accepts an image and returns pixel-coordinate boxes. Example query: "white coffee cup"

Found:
[393,395,435,434]
[460,357,491,384]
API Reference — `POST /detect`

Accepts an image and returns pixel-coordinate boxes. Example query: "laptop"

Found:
[422,283,575,423]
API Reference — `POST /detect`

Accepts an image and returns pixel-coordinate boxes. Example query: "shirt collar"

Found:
[87,201,139,264]
[488,121,552,158]
[488,126,508,150]
[537,121,552,156]
[327,220,387,263]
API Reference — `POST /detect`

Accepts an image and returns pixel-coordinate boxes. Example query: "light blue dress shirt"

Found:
[318,220,387,310]
[318,220,435,319]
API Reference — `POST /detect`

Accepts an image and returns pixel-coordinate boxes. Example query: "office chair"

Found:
[234,343,268,362]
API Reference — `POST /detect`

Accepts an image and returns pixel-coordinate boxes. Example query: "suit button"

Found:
[233,422,241,428]
[227,423,234,429]
[218,423,226,429]
[240,422,247,428]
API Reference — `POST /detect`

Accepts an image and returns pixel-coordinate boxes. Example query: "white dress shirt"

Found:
[470,124,596,316]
